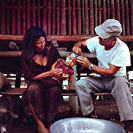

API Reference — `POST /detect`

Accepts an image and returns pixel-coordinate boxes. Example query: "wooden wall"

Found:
[0,0,133,36]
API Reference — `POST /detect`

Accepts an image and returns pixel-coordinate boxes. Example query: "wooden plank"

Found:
[72,0,77,35]
[77,0,81,34]
[42,0,47,33]
[121,0,125,35]
[17,0,21,35]
[0,35,133,42]
[57,0,60,35]
[107,0,110,18]
[48,0,51,35]
[116,0,120,21]
[125,0,130,35]
[103,0,106,21]
[37,0,41,27]
[111,0,115,18]
[52,0,56,35]
[85,0,89,34]
[32,0,36,26]
[1,0,5,34]
[61,0,66,35]
[27,0,30,30]
[22,0,26,34]
[90,0,94,35]
[82,0,85,34]
[6,0,10,34]
[12,0,15,34]
[98,0,102,25]
[68,0,72,35]
[131,0,133,35]
[94,0,98,28]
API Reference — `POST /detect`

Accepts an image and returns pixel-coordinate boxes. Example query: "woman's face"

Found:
[34,37,46,52]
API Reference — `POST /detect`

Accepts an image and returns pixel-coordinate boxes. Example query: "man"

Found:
[72,19,133,132]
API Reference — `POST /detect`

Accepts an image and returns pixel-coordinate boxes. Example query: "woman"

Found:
[21,26,63,131]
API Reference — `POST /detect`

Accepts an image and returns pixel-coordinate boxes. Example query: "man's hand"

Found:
[76,56,91,68]
[72,46,82,55]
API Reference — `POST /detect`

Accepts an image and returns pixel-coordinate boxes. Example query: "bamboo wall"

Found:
[0,0,133,36]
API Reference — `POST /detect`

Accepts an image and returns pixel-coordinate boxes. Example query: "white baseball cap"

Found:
[95,19,122,39]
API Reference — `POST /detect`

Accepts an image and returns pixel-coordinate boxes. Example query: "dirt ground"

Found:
[9,96,125,133]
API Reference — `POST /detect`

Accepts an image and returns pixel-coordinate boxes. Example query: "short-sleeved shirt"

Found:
[86,36,131,77]
[53,58,74,84]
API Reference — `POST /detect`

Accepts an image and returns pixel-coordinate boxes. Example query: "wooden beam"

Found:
[0,35,133,42]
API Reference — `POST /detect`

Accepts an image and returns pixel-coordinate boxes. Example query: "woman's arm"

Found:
[31,68,63,80]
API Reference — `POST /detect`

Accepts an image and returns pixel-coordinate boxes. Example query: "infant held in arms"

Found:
[52,53,78,90]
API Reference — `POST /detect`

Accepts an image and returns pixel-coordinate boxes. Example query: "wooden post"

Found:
[77,0,81,35]
[37,0,41,27]
[48,0,51,35]
[68,0,72,35]
[72,0,77,35]
[17,0,21,34]
[7,0,10,34]
[69,65,79,114]
[85,0,89,34]
[42,0,47,34]
[131,0,133,35]
[1,0,5,34]
[32,0,36,26]
[22,0,26,34]
[61,0,66,35]
[52,0,56,35]
[12,0,15,35]
[27,0,31,30]
[121,0,125,35]
[57,0,60,35]
[90,0,94,35]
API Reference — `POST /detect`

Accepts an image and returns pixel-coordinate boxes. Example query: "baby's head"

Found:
[65,53,78,67]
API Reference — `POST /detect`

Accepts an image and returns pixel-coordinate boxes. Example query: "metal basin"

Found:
[50,117,126,133]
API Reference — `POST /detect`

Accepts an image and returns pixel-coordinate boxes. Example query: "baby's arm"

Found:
[66,74,73,91]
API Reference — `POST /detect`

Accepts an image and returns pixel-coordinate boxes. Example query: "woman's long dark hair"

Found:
[21,26,48,72]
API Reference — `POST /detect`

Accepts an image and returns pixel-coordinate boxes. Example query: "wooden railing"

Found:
[0,0,133,36]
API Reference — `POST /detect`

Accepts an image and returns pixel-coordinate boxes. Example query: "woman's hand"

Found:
[76,56,91,68]
[49,68,63,77]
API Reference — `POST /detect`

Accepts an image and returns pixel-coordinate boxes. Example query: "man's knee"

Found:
[28,83,40,93]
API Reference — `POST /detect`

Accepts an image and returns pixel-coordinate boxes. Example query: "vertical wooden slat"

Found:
[48,0,51,35]
[121,0,125,35]
[94,0,98,28]
[57,0,60,35]
[12,0,15,34]
[52,0,56,35]
[82,0,85,34]
[131,0,133,35]
[90,0,94,35]
[103,0,106,21]
[107,0,110,18]
[6,0,10,34]
[32,0,36,26]
[68,0,72,35]
[1,0,5,34]
[22,0,26,34]
[17,0,21,35]
[98,0,102,25]
[61,0,66,35]
[37,0,41,27]
[116,0,120,21]
[85,0,89,34]
[72,0,77,35]
[27,0,30,30]
[111,0,115,18]
[42,0,47,33]
[125,0,130,35]
[77,0,81,34]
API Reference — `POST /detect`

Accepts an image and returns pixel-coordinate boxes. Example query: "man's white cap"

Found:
[95,19,122,39]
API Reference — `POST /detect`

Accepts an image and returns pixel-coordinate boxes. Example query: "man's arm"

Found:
[72,40,87,55]
[77,56,120,77]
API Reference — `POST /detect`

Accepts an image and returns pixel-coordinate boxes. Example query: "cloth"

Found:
[53,58,74,84]
[75,76,133,122]
[86,36,131,77]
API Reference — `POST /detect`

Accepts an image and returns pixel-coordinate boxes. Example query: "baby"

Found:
[52,53,78,90]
